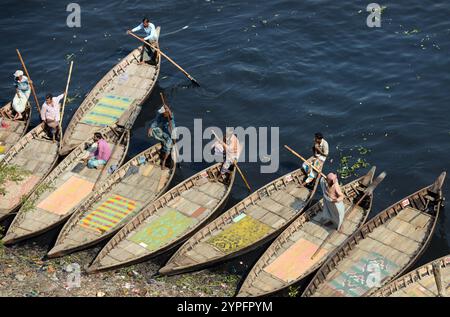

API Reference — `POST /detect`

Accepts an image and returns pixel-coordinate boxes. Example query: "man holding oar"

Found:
[148,98,176,170]
[317,173,346,229]
[0,70,31,120]
[40,93,65,142]
[212,128,242,181]
[302,132,329,184]
[127,18,158,65]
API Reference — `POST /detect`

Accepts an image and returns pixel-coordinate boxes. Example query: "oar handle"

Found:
[284,145,327,178]
[233,160,251,192]
[128,32,200,86]
[59,61,74,137]
[16,49,40,113]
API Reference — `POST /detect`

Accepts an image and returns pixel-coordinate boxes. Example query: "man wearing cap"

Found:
[0,70,31,120]
[317,172,346,230]
[40,93,65,142]
[127,18,159,65]
[148,103,176,170]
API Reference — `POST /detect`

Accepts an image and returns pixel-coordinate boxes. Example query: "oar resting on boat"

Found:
[237,167,379,297]
[2,124,130,245]
[86,163,236,273]
[47,143,177,258]
[158,159,322,276]
[372,254,449,297]
[59,27,161,156]
[302,172,446,297]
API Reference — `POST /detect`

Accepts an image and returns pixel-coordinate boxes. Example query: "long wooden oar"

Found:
[310,171,387,260]
[128,31,200,87]
[16,49,40,113]
[58,61,74,145]
[212,130,251,191]
[284,145,327,179]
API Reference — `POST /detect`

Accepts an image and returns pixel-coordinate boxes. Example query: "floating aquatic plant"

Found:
[337,146,372,179]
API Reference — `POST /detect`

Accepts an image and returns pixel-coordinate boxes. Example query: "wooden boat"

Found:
[302,172,446,297]
[47,143,177,258]
[0,109,64,222]
[0,101,32,155]
[2,124,130,244]
[372,254,449,297]
[159,162,322,276]
[86,163,236,273]
[237,167,377,297]
[59,27,161,156]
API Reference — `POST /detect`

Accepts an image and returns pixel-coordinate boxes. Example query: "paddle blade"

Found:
[366,171,387,195]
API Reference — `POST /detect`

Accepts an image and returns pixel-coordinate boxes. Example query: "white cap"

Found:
[157,106,165,114]
[14,70,24,77]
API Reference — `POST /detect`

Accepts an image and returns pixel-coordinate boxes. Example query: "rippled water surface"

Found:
[1,0,449,288]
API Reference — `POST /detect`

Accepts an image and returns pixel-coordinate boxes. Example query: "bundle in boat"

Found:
[237,167,377,297]
[47,143,177,258]
[0,101,31,154]
[2,125,130,245]
[0,122,60,221]
[159,161,322,276]
[86,163,236,273]
[372,254,449,297]
[302,172,446,297]
[59,27,161,156]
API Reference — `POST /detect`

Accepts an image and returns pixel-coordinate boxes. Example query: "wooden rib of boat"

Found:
[0,101,32,154]
[59,27,161,156]
[372,254,449,297]
[0,109,64,222]
[2,124,130,244]
[159,161,322,276]
[86,163,236,273]
[47,143,177,258]
[237,167,377,297]
[302,172,446,297]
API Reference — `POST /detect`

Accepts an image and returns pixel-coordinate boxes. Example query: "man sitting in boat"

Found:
[148,104,176,170]
[213,128,241,181]
[40,93,64,142]
[0,70,31,120]
[317,173,346,230]
[302,132,329,184]
[128,18,158,65]
[84,132,112,169]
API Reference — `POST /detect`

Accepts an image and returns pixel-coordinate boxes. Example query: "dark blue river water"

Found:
[1,0,449,293]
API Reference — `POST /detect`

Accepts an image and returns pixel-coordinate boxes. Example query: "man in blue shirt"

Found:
[148,101,176,170]
[128,18,158,65]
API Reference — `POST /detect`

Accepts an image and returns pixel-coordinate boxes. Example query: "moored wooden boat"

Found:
[159,162,322,276]
[2,124,130,244]
[302,172,446,297]
[47,143,177,258]
[372,254,449,297]
[0,116,63,222]
[237,167,377,297]
[0,101,32,155]
[87,163,236,273]
[59,27,161,156]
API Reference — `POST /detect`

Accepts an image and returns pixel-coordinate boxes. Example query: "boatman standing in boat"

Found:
[212,128,241,181]
[127,18,158,65]
[317,172,346,230]
[302,132,329,184]
[148,102,176,170]
[0,70,31,120]
[40,93,64,142]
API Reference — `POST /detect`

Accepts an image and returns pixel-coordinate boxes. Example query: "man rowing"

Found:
[317,173,346,230]
[127,18,159,65]
[0,70,31,120]
[148,101,176,170]
[212,128,242,181]
[302,132,329,184]
[40,93,64,142]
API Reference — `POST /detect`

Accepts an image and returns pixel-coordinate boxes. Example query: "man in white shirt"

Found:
[302,132,329,185]
[40,93,64,142]
[128,18,158,65]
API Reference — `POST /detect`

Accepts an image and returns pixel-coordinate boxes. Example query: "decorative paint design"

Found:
[79,195,138,233]
[207,215,272,254]
[264,238,328,282]
[81,95,134,126]
[0,175,40,209]
[324,252,400,297]
[36,176,94,215]
[129,209,196,251]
